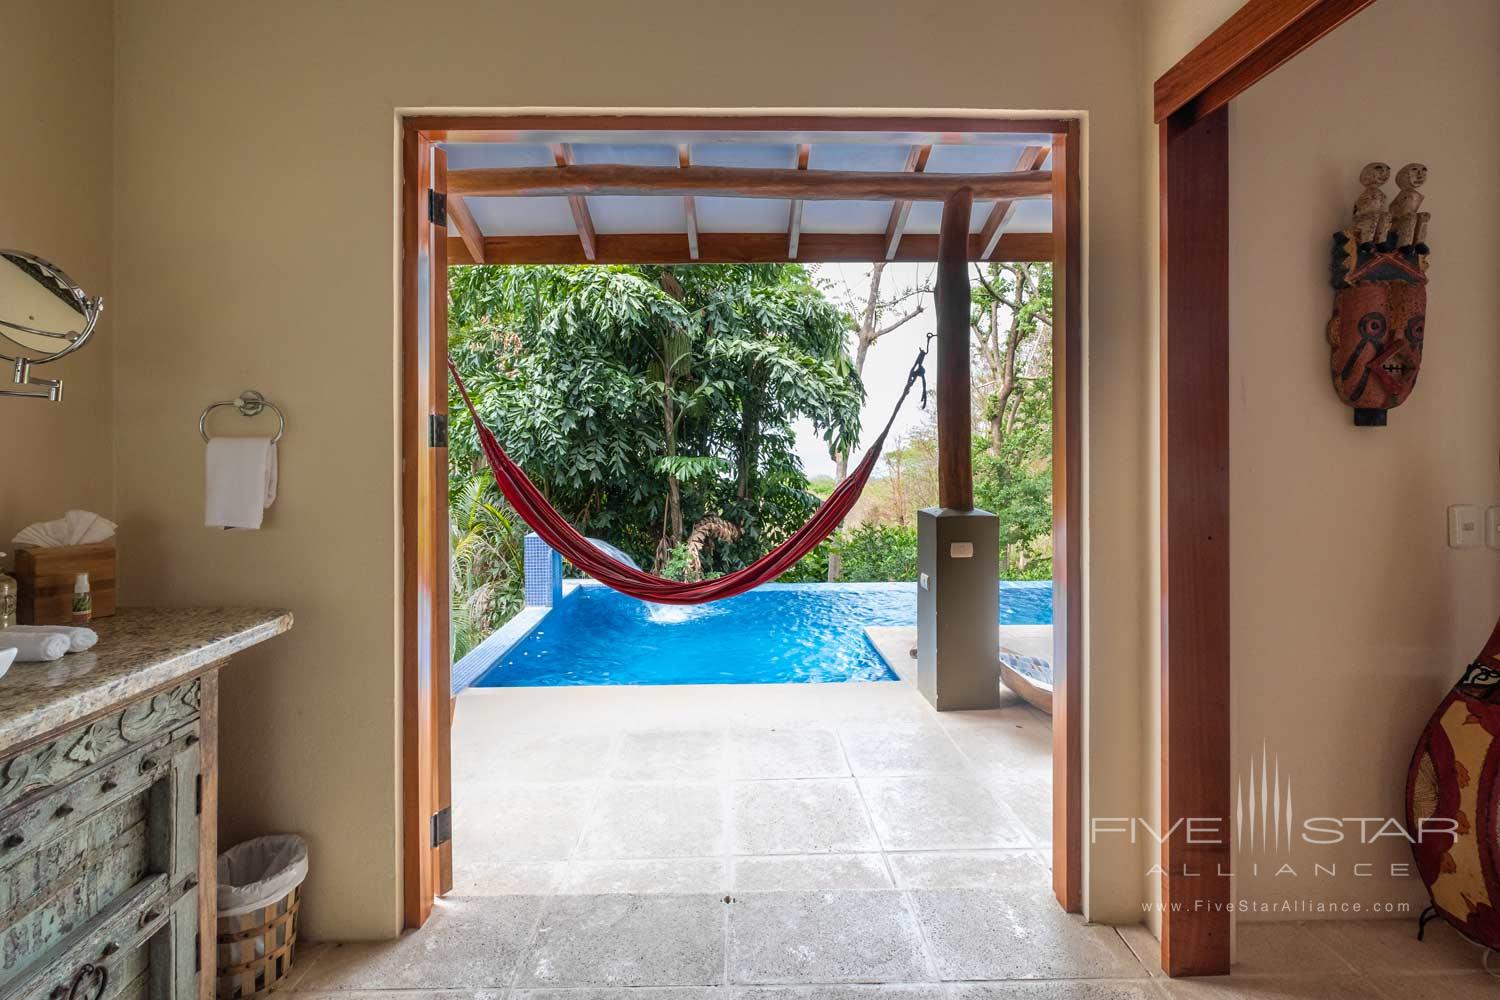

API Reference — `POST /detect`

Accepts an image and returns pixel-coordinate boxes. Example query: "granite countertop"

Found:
[0,607,292,751]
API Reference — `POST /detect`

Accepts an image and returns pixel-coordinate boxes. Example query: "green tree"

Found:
[970,262,1053,577]
[449,473,525,660]
[447,263,862,576]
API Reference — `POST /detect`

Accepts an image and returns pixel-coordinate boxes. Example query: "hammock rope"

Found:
[447,349,927,605]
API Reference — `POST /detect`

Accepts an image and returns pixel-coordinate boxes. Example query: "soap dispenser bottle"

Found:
[71,572,92,625]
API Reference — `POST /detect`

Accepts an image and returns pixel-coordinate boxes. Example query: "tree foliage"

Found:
[447,263,863,576]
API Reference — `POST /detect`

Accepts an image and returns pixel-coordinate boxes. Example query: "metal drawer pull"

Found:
[138,757,158,774]
[100,779,118,792]
[185,734,200,746]
[64,963,107,1000]
[100,942,119,957]
[2,833,22,849]
[54,803,75,818]
[139,909,160,928]
[184,874,199,889]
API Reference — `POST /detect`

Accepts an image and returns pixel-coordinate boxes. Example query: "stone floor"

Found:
[283,680,1500,997]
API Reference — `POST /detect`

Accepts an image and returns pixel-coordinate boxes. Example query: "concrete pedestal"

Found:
[916,507,1000,711]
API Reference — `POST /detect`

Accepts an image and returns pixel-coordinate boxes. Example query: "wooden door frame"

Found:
[1153,0,1379,977]
[398,111,1084,928]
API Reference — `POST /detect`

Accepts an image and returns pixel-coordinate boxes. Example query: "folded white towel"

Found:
[2,624,98,652]
[0,630,70,662]
[206,437,278,530]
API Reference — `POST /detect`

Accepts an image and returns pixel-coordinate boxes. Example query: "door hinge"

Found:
[429,413,448,448]
[431,806,453,848]
[195,773,203,815]
[428,190,447,227]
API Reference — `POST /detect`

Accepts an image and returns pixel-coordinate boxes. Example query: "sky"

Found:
[793,262,944,479]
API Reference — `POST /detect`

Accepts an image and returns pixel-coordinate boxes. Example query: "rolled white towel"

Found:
[2,624,98,652]
[0,630,70,662]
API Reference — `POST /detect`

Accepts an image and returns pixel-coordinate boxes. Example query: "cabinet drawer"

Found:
[0,873,170,1000]
[0,724,198,875]
[1,728,200,991]
[0,680,201,814]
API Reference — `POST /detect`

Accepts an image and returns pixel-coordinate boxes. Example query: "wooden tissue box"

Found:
[14,541,116,624]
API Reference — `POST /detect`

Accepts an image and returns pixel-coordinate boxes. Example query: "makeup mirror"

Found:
[0,250,104,401]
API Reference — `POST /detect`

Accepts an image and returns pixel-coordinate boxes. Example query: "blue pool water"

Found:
[473,581,1053,687]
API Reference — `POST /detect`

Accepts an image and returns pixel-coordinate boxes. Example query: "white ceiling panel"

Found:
[688,142,800,168]
[801,200,891,234]
[442,143,553,169]
[809,144,914,172]
[1006,198,1053,233]
[695,197,790,233]
[586,196,687,234]
[465,196,576,236]
[567,143,677,167]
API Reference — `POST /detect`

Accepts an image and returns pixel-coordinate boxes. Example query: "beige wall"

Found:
[1143,0,1500,928]
[109,0,1155,937]
[0,0,115,550]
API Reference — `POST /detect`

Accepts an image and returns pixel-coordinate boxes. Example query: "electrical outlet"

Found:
[1488,506,1500,549]
[1449,505,1481,548]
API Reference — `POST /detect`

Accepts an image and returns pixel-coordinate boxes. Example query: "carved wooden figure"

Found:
[1389,162,1429,249]
[1352,161,1391,246]
[1328,162,1431,426]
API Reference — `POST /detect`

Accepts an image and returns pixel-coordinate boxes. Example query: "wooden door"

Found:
[402,132,454,927]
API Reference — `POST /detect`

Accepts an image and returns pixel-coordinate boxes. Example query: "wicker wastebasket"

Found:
[215,835,308,998]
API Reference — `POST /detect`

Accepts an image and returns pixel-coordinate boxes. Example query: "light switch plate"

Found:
[1488,506,1500,549]
[1449,505,1481,548]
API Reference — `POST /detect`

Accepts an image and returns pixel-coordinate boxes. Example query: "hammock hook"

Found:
[912,335,932,410]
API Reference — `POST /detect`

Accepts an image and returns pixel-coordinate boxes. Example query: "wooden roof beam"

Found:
[786,144,811,259]
[551,143,598,261]
[979,144,1050,261]
[882,144,933,260]
[1153,0,1378,124]
[677,145,699,261]
[449,164,1052,201]
[447,230,1052,266]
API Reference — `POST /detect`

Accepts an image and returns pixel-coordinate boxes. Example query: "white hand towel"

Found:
[206,438,278,530]
[2,624,98,652]
[0,629,70,662]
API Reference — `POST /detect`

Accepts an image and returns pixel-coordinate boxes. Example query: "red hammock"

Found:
[448,351,926,605]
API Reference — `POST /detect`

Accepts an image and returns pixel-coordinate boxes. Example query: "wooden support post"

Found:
[1160,106,1231,977]
[1050,122,1083,916]
[935,188,974,511]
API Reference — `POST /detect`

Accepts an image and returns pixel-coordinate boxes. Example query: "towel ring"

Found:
[199,390,285,444]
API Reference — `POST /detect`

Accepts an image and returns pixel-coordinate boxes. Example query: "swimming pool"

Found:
[471,581,1053,687]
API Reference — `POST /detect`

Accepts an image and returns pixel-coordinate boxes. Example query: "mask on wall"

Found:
[1328,161,1430,426]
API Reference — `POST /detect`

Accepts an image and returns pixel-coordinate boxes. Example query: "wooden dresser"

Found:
[0,608,291,1000]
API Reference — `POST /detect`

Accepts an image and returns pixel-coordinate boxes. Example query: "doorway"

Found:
[398,115,1086,978]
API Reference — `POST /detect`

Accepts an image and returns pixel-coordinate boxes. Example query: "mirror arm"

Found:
[1,359,64,402]
[0,318,80,342]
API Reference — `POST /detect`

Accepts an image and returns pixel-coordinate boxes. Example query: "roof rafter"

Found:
[550,143,598,261]
[786,144,811,259]
[882,144,933,260]
[979,144,1050,261]
[677,145,699,261]
[445,193,485,264]
[448,164,1052,201]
